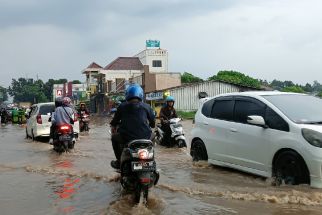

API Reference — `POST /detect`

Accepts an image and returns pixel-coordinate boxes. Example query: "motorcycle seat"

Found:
[128,139,153,149]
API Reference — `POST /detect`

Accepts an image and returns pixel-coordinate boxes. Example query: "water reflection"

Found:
[48,157,81,214]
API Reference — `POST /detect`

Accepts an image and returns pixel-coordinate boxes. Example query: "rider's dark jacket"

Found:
[110,101,155,141]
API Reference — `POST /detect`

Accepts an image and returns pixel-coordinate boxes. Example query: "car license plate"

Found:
[59,135,71,141]
[132,161,156,172]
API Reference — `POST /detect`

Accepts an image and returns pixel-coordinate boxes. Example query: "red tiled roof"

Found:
[104,57,143,70]
[86,62,103,69]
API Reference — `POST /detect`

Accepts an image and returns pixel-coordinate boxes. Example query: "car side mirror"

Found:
[247,115,267,128]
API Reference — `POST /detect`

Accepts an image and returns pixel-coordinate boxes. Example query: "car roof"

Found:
[214,91,306,98]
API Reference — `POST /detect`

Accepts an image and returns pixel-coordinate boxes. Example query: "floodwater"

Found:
[1,117,322,215]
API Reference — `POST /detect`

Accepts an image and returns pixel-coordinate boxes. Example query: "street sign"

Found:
[56,90,62,97]
[146,40,160,48]
[146,92,163,101]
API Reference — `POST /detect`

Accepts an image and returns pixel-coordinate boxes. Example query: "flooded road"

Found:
[1,117,322,215]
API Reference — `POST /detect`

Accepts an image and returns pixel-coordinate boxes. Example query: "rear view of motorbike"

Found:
[119,139,159,204]
[53,124,75,153]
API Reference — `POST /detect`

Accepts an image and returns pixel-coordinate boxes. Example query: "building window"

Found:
[152,60,162,67]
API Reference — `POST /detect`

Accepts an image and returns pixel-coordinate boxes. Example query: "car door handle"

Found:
[230,128,237,132]
[203,121,209,125]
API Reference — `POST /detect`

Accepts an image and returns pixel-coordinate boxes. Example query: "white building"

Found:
[134,48,168,73]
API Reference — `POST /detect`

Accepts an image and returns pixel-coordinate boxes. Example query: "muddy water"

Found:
[1,117,322,215]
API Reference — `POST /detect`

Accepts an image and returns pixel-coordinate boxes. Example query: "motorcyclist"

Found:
[0,107,7,124]
[159,96,178,146]
[110,84,155,169]
[49,97,63,144]
[51,97,75,142]
[78,103,89,116]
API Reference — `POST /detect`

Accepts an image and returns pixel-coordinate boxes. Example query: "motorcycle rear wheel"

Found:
[134,185,149,205]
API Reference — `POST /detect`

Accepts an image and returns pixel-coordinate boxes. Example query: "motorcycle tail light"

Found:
[138,149,149,160]
[140,178,150,183]
[60,125,71,132]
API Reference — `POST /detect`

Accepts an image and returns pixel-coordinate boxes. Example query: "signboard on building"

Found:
[56,89,63,97]
[146,40,160,48]
[146,91,163,101]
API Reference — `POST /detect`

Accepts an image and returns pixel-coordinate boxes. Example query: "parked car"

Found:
[26,102,79,140]
[191,91,322,188]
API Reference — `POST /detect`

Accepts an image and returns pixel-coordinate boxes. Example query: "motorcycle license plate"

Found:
[132,161,156,172]
[59,135,71,141]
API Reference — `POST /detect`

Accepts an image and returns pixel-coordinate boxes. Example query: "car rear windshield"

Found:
[39,105,55,115]
[263,94,322,124]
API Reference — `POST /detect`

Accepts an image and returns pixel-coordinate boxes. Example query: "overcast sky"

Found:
[1,0,322,87]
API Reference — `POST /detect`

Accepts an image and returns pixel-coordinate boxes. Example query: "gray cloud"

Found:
[0,0,321,87]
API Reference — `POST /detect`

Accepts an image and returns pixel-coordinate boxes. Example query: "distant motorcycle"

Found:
[79,113,90,132]
[118,139,159,204]
[53,124,75,153]
[155,118,187,148]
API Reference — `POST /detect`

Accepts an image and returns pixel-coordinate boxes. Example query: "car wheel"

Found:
[274,151,310,186]
[191,139,208,161]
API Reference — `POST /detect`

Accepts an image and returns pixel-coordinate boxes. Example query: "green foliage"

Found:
[177,111,196,119]
[43,79,68,101]
[0,86,8,102]
[8,78,48,103]
[282,86,305,93]
[181,72,203,83]
[72,80,81,84]
[317,92,322,98]
[209,71,261,89]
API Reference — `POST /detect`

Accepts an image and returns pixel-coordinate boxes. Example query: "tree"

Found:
[312,80,322,92]
[181,72,203,83]
[317,91,322,98]
[303,83,313,92]
[72,80,82,84]
[43,79,68,101]
[209,70,261,89]
[0,86,8,102]
[282,86,305,93]
[8,78,48,103]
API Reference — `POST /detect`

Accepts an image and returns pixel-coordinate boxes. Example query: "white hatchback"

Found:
[191,91,322,188]
[26,102,80,140]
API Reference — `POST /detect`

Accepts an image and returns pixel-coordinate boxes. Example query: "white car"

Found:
[191,91,322,188]
[26,102,79,140]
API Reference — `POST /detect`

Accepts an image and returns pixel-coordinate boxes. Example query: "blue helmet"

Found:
[125,84,144,101]
[165,96,175,102]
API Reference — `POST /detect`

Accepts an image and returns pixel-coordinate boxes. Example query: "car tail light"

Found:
[138,149,149,160]
[36,114,42,124]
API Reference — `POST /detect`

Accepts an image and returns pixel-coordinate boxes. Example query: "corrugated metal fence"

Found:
[169,81,241,111]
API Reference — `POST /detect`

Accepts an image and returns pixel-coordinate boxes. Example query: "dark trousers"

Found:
[161,123,172,145]
[111,133,127,161]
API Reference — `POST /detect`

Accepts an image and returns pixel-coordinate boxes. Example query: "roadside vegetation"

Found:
[181,71,322,97]
[177,111,196,120]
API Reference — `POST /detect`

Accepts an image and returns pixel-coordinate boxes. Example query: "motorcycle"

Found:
[119,139,159,204]
[79,113,90,132]
[53,124,75,153]
[155,118,187,148]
